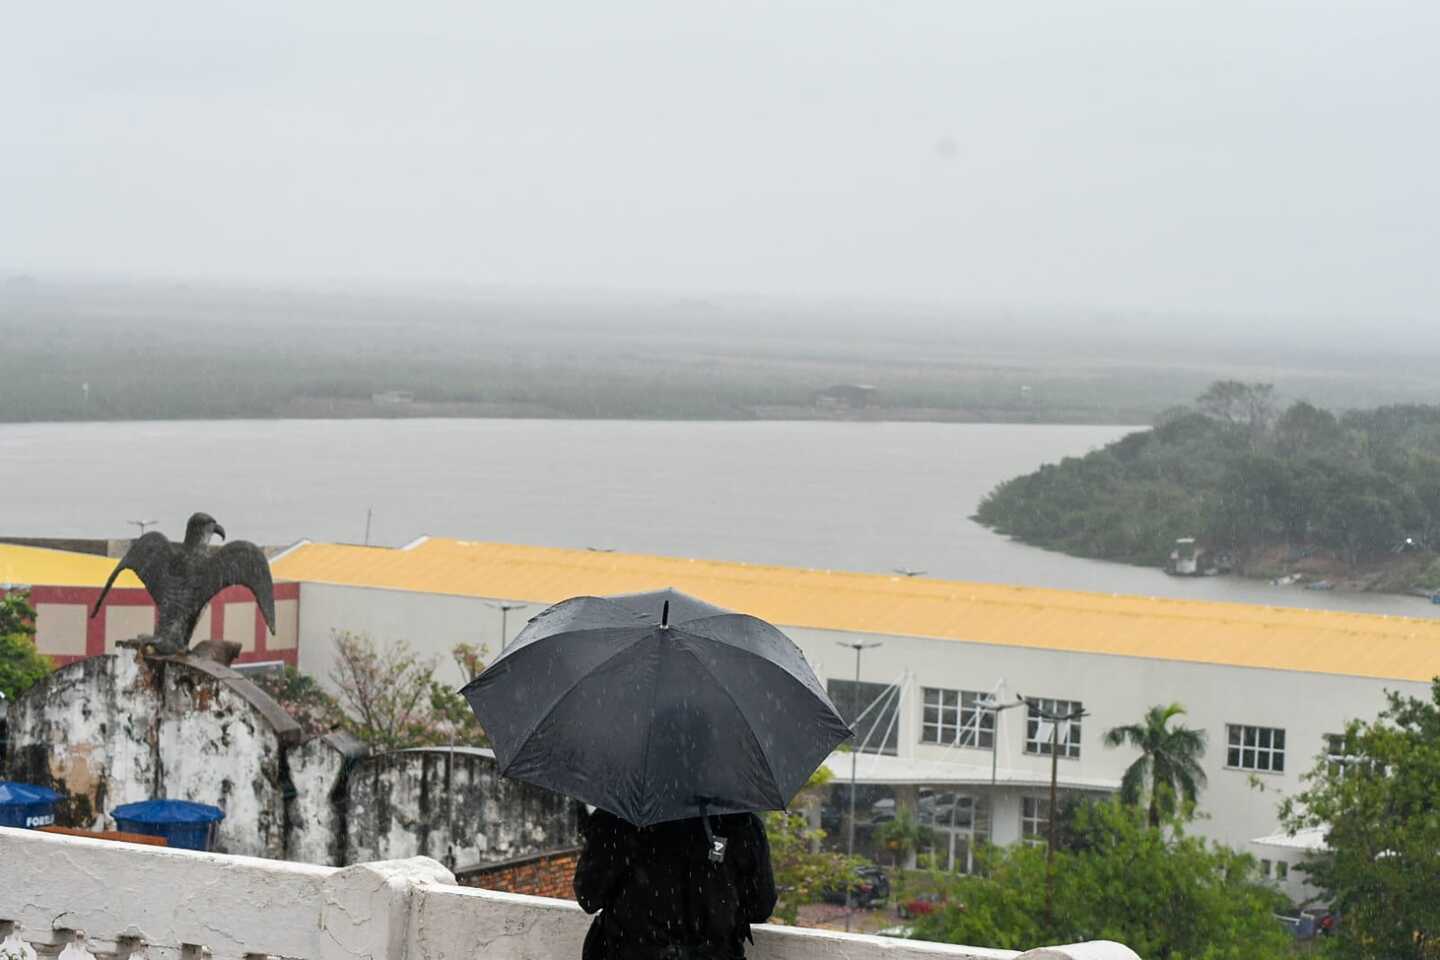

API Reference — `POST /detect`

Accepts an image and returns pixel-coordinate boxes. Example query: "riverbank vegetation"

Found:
[975,382,1440,588]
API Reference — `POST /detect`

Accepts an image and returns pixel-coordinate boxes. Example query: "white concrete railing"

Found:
[0,827,1139,960]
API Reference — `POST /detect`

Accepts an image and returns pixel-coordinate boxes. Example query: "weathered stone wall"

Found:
[288,730,368,866]
[2,652,306,858]
[4,657,576,870]
[156,657,302,856]
[6,654,155,826]
[347,747,580,869]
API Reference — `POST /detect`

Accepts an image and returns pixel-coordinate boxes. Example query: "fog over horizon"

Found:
[4,1,1438,331]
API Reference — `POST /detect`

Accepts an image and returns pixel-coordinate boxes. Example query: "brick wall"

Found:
[455,847,581,900]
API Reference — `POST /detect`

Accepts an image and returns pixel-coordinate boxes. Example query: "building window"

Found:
[1276,861,1288,881]
[1021,796,1049,840]
[1260,859,1272,878]
[1025,698,1082,758]
[1325,731,1385,778]
[921,688,995,748]
[1324,733,1345,774]
[1325,732,1368,777]
[827,679,900,756]
[1226,724,1285,772]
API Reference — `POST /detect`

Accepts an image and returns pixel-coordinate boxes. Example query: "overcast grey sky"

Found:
[3,1,1437,321]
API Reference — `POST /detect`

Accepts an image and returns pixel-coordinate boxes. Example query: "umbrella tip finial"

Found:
[661,600,670,628]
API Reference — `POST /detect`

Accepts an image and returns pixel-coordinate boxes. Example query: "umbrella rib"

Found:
[679,630,832,718]
[670,615,814,681]
[494,622,648,660]
[681,646,788,810]
[497,630,652,774]
[634,640,665,823]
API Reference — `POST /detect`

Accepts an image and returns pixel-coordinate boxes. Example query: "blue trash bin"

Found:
[0,781,61,828]
[112,799,224,851]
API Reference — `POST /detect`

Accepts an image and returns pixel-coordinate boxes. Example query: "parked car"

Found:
[897,892,946,919]
[820,864,891,907]
[1274,908,1337,940]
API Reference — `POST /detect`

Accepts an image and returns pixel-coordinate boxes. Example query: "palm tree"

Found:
[1104,702,1207,827]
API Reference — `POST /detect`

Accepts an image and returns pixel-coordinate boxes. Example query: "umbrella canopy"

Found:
[463,588,852,826]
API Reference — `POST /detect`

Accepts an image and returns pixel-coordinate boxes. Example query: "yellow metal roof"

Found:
[0,543,142,589]
[272,538,1440,683]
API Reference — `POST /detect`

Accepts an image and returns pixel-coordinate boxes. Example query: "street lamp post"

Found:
[495,602,526,651]
[982,695,1027,789]
[835,639,882,932]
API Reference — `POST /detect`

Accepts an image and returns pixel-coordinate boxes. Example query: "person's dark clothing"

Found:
[574,810,777,960]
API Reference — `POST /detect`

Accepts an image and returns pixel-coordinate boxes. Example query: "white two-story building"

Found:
[265,536,1440,903]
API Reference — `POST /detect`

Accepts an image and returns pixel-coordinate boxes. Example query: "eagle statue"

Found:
[91,512,276,656]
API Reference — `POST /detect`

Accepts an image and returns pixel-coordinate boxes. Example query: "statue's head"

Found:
[185,512,226,545]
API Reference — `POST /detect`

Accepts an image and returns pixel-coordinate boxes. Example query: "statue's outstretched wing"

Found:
[199,540,277,633]
[91,532,174,617]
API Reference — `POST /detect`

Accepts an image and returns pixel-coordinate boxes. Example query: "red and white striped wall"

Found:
[30,582,300,667]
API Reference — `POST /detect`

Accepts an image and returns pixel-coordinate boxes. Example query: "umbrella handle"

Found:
[698,800,727,863]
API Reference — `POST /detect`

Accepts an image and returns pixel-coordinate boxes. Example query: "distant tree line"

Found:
[975,381,1440,571]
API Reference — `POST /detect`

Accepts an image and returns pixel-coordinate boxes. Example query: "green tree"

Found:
[327,630,487,750]
[763,767,864,925]
[253,665,347,737]
[1320,484,1405,568]
[1274,401,1341,458]
[1,589,37,638]
[0,589,51,701]
[1196,380,1276,437]
[1280,680,1440,960]
[1104,703,1208,827]
[913,801,1290,960]
[451,641,488,682]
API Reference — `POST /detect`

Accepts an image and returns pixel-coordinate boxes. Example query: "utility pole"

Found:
[1022,697,1088,928]
[364,508,373,546]
[835,639,882,932]
[973,693,1026,871]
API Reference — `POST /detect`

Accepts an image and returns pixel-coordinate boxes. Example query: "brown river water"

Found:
[2,418,1435,618]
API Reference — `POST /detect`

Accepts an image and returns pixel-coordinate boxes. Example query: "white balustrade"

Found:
[0,828,1138,960]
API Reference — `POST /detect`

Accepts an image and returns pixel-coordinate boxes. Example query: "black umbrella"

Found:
[462,588,852,826]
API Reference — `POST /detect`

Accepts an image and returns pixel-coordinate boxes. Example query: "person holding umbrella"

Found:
[463,589,852,960]
[572,710,778,959]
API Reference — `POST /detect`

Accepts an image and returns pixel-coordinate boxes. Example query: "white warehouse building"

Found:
[271,537,1440,904]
